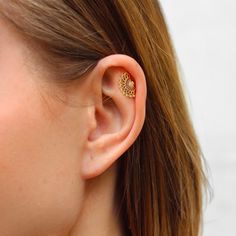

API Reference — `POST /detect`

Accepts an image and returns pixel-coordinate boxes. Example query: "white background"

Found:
[159,1,236,235]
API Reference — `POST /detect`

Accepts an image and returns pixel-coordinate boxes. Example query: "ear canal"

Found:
[118,72,136,98]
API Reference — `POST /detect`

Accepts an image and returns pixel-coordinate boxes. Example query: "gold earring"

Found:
[118,72,136,98]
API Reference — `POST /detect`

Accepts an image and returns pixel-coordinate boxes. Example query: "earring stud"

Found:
[118,72,136,98]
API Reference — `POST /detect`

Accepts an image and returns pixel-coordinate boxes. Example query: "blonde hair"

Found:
[0,1,208,235]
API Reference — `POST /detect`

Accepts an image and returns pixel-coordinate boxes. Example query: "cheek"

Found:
[0,97,84,235]
[0,17,85,234]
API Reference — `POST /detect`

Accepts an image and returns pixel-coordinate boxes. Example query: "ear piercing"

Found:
[118,72,136,98]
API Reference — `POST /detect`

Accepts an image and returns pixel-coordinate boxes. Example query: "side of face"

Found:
[0,16,87,236]
[0,9,147,236]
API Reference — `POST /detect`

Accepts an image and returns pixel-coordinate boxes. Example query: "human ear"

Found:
[81,54,147,179]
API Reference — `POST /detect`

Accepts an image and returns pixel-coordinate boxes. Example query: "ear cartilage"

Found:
[118,72,136,98]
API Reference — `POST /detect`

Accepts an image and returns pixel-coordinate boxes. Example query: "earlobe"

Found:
[81,54,147,180]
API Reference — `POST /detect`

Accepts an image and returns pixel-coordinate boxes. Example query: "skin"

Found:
[0,15,147,236]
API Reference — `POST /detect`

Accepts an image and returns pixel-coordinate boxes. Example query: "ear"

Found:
[81,54,147,179]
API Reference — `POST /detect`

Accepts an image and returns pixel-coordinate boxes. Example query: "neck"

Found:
[69,164,124,236]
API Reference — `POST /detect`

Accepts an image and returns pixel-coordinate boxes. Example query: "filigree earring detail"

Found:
[118,72,136,98]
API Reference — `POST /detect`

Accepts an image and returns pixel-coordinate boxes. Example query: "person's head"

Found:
[0,1,207,236]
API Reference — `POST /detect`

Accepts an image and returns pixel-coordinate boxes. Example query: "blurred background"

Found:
[159,1,236,235]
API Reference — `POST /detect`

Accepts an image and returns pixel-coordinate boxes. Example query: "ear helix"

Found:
[118,72,136,98]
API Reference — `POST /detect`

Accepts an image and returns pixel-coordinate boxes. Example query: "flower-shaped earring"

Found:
[118,72,136,98]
